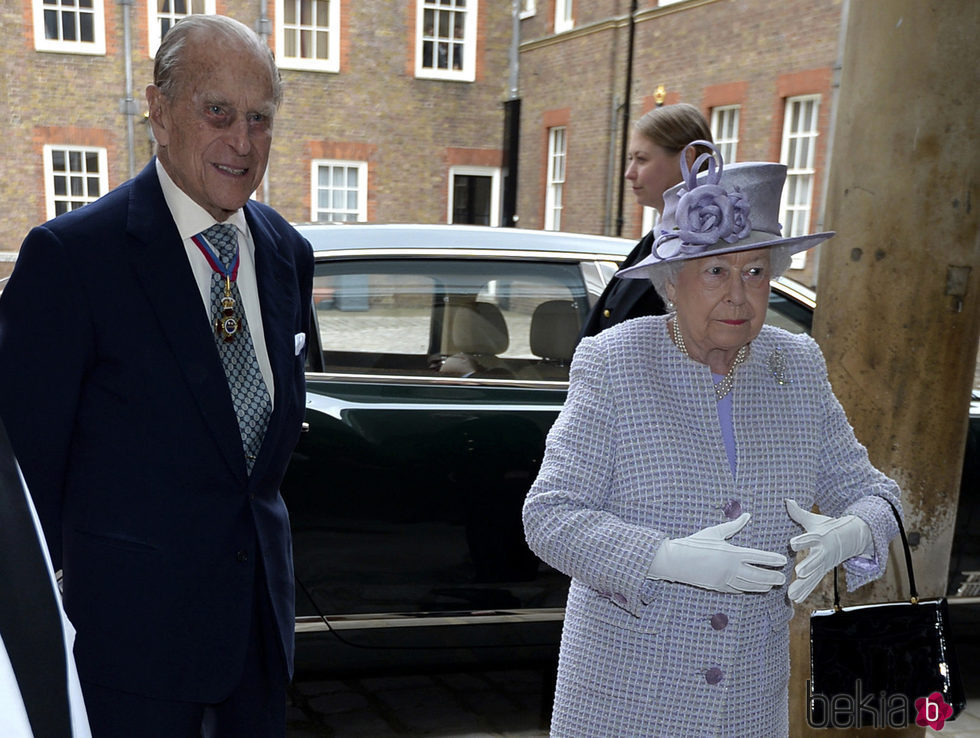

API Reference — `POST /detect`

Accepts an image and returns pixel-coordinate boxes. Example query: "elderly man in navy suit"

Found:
[0,15,312,738]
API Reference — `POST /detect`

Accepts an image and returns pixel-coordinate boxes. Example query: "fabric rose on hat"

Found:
[726,188,752,243]
[653,183,753,258]
[675,183,736,246]
[651,141,754,260]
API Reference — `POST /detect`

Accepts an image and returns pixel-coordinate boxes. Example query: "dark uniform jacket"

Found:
[579,230,666,339]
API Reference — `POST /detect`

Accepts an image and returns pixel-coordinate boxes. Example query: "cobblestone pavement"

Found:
[285,605,980,737]
[286,668,552,737]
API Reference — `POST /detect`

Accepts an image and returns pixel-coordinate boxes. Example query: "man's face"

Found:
[147,36,276,222]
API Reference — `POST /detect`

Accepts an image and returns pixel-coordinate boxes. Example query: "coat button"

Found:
[710,613,729,630]
[603,309,611,318]
[723,499,742,519]
[612,593,627,606]
[705,667,724,685]
[236,551,248,562]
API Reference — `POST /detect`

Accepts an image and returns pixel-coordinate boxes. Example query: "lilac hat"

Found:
[617,140,834,279]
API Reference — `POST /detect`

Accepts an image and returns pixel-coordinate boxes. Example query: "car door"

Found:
[282,252,594,655]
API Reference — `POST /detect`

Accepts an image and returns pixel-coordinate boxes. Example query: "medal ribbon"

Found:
[191,231,241,282]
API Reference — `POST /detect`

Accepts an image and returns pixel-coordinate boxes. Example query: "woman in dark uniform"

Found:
[580,103,713,338]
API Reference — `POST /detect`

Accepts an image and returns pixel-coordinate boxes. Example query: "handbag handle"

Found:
[832,499,917,610]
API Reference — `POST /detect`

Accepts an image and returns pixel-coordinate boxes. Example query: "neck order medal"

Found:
[215,275,241,343]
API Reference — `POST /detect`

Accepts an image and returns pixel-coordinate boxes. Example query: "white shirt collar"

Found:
[155,158,248,241]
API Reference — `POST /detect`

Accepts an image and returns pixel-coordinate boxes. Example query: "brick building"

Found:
[517,0,842,284]
[0,0,512,269]
[0,0,842,285]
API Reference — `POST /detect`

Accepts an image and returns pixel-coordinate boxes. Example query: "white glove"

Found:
[785,498,873,603]
[647,513,787,594]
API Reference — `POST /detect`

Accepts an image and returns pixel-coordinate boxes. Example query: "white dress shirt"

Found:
[155,159,275,406]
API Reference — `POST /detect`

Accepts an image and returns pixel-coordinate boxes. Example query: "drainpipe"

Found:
[118,0,137,180]
[604,95,621,235]
[614,0,638,237]
[257,1,272,205]
[501,0,521,226]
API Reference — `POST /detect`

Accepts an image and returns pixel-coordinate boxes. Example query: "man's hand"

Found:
[785,498,872,603]
[647,513,787,593]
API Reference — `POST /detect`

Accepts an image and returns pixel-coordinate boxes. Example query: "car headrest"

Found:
[529,300,579,361]
[452,302,509,355]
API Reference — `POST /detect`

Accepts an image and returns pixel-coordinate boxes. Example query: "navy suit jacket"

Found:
[579,230,666,339]
[0,161,313,702]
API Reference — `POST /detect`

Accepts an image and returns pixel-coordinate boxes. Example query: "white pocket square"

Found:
[294,332,306,355]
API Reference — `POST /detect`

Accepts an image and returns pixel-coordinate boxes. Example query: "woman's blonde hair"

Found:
[634,103,713,160]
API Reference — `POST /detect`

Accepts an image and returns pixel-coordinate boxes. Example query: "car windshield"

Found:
[312,258,590,380]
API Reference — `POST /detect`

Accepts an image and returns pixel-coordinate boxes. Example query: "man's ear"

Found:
[145,85,169,147]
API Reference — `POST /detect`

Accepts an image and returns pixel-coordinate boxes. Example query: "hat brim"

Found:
[616,230,835,280]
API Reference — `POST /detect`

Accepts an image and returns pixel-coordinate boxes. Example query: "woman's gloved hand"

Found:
[647,513,787,593]
[785,498,873,603]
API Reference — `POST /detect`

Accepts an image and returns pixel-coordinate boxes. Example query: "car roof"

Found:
[295,223,636,259]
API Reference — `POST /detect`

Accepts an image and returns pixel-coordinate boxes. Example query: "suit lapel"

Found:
[244,203,299,480]
[127,162,247,480]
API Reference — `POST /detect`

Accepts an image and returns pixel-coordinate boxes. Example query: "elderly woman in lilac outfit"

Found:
[522,142,901,736]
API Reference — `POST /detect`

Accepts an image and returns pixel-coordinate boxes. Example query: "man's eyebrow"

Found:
[200,94,229,108]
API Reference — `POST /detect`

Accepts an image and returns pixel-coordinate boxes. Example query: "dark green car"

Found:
[283,223,817,675]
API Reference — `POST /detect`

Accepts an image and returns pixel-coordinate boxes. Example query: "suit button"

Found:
[705,667,724,685]
[723,500,742,519]
[612,593,627,606]
[236,551,248,562]
[602,309,611,318]
[710,613,729,630]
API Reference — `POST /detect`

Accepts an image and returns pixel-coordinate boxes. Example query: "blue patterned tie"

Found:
[201,223,271,473]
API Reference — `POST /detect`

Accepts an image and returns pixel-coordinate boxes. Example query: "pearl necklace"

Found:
[671,317,749,401]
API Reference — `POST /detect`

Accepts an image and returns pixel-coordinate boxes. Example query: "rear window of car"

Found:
[312,258,590,381]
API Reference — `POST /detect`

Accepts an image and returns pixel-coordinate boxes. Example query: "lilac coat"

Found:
[523,315,901,737]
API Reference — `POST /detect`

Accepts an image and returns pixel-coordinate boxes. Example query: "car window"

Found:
[766,289,812,334]
[313,258,589,380]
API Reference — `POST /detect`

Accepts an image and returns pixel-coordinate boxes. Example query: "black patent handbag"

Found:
[808,501,966,729]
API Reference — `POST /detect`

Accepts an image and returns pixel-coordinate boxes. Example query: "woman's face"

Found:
[624,130,684,213]
[667,249,772,360]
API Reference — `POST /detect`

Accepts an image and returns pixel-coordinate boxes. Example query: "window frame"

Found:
[641,206,660,237]
[778,94,821,269]
[544,126,567,232]
[43,144,109,220]
[147,0,215,58]
[447,165,501,227]
[414,0,479,82]
[520,0,536,19]
[554,0,573,33]
[33,0,106,55]
[276,0,341,73]
[711,104,740,165]
[310,159,368,223]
